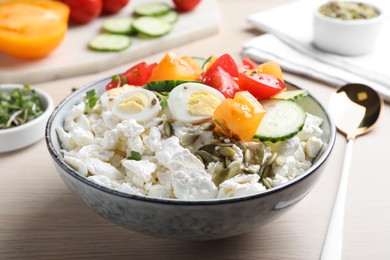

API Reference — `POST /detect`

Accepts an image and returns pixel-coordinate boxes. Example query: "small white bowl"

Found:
[313,1,385,56]
[0,84,54,153]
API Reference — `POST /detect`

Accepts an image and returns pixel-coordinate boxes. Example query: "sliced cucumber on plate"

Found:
[158,10,179,24]
[102,17,134,35]
[254,99,307,142]
[134,3,171,16]
[132,16,172,37]
[88,34,132,52]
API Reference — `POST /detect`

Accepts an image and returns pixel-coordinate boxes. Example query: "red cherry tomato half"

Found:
[172,0,201,12]
[204,53,239,80]
[61,0,102,24]
[203,66,241,98]
[102,0,129,14]
[242,57,258,70]
[237,72,286,99]
[106,62,157,90]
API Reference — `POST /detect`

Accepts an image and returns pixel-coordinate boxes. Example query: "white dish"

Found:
[313,1,385,56]
[0,84,54,153]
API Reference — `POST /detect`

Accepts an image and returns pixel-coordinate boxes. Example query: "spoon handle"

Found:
[321,138,354,260]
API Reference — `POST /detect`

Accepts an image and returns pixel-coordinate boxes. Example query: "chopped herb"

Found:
[128,151,142,161]
[85,89,99,109]
[160,96,168,108]
[0,84,43,129]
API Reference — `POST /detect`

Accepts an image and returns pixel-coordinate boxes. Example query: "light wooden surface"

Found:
[1,0,390,259]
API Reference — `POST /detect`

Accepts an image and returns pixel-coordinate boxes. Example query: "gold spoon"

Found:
[321,83,383,260]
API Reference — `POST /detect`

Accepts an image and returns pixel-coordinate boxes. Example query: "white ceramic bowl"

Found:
[0,84,54,153]
[45,78,336,240]
[313,1,384,56]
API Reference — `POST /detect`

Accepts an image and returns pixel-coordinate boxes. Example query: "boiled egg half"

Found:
[100,84,135,109]
[167,82,225,123]
[112,88,162,122]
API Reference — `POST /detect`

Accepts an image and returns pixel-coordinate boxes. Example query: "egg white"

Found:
[167,82,225,124]
[112,88,162,122]
[100,84,136,109]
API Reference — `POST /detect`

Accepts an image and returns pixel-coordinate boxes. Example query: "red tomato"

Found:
[106,62,157,90]
[242,57,258,70]
[61,0,102,24]
[204,54,238,80]
[102,0,129,14]
[238,72,286,99]
[173,0,201,12]
[203,67,241,98]
[238,73,286,99]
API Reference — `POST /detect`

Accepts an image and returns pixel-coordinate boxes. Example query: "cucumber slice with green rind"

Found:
[88,34,132,52]
[132,16,172,37]
[143,80,200,92]
[158,10,179,24]
[191,57,207,68]
[102,17,134,35]
[254,99,307,142]
[134,3,171,16]
[271,89,309,101]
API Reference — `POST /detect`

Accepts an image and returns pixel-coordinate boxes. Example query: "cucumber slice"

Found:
[143,80,200,92]
[254,100,307,142]
[202,56,215,70]
[88,34,132,52]
[191,57,207,68]
[158,10,179,24]
[271,89,309,101]
[134,3,171,16]
[102,17,134,35]
[132,16,172,37]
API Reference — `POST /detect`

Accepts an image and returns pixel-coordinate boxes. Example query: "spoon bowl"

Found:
[321,83,383,260]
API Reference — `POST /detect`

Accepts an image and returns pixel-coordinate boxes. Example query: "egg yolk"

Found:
[117,92,149,114]
[187,91,221,117]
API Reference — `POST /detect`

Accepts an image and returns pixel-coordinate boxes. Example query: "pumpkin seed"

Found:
[195,150,213,164]
[268,152,278,164]
[200,121,216,131]
[163,120,173,137]
[180,133,199,146]
[261,164,272,179]
[262,178,272,189]
[244,148,251,167]
[227,160,242,179]
[217,146,235,158]
[195,154,204,164]
[242,167,257,174]
[199,144,216,154]
[253,143,265,164]
[224,157,231,168]
[236,142,247,151]
[212,162,228,186]
[211,155,223,162]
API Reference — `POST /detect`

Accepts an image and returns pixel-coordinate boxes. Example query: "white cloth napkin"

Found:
[243,0,390,102]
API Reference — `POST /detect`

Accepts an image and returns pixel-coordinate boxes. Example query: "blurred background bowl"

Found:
[45,78,336,240]
[313,1,385,56]
[0,84,54,153]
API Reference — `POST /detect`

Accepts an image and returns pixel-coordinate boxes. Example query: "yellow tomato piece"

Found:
[182,56,201,75]
[253,61,284,82]
[0,0,70,59]
[148,52,200,82]
[214,91,266,141]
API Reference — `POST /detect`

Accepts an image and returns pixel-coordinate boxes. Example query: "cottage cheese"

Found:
[57,89,325,200]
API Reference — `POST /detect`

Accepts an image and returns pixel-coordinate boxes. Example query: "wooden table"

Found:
[1,1,389,259]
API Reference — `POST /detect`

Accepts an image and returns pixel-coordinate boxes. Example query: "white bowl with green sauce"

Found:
[0,84,54,153]
[313,1,384,56]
